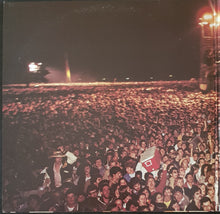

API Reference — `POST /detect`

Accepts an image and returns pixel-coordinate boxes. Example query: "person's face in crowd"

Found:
[205,153,211,161]
[181,159,189,169]
[55,157,63,164]
[202,200,212,211]
[160,148,165,157]
[78,194,85,203]
[178,149,184,157]
[121,151,127,159]
[172,201,180,211]
[156,193,163,203]
[133,182,141,192]
[207,186,215,198]
[66,193,77,207]
[141,141,146,149]
[193,153,198,161]
[88,189,98,198]
[126,167,134,175]
[207,175,215,185]
[84,166,91,175]
[73,149,80,157]
[114,171,122,182]
[193,190,202,202]
[186,174,193,183]
[199,159,205,168]
[176,178,184,188]
[167,140,172,147]
[95,159,102,168]
[106,154,113,163]
[199,184,206,196]
[171,169,178,179]
[138,194,147,206]
[119,178,127,186]
[115,199,123,210]
[102,186,110,199]
[162,155,169,163]
[142,189,150,199]
[174,191,183,202]
[79,142,84,150]
[124,195,132,203]
[113,152,119,161]
[182,143,187,150]
[147,178,155,189]
[129,204,138,212]
[164,188,172,199]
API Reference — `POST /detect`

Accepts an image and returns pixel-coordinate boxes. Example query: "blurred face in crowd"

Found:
[55,157,62,164]
[155,193,163,203]
[147,178,155,190]
[66,193,77,207]
[126,167,134,175]
[138,194,147,206]
[193,153,198,161]
[164,188,172,199]
[133,182,141,192]
[129,204,138,212]
[174,191,183,202]
[95,159,102,168]
[202,200,212,211]
[114,171,122,182]
[207,186,215,199]
[102,186,110,199]
[193,190,202,201]
[178,168,185,178]
[84,166,91,175]
[171,169,178,179]
[207,175,215,185]
[172,201,180,211]
[119,178,127,186]
[88,189,98,198]
[115,199,123,210]
[199,184,206,196]
[186,174,193,183]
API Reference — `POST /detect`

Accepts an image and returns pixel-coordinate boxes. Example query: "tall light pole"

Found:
[198,11,220,91]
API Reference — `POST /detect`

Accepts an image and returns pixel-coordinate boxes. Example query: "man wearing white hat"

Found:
[41,146,77,189]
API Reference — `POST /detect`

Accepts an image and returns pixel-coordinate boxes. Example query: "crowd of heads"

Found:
[2,84,219,212]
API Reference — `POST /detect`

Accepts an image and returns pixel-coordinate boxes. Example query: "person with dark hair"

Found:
[163,186,173,209]
[186,185,202,211]
[109,166,122,187]
[129,177,141,200]
[201,196,213,211]
[125,199,139,211]
[151,192,167,212]
[45,146,77,189]
[168,198,181,211]
[184,172,198,200]
[173,186,189,211]
[135,171,145,187]
[57,188,82,212]
[123,161,136,182]
[168,167,178,189]
[97,182,113,211]
[94,156,106,177]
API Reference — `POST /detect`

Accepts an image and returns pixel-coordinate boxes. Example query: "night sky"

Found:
[3,0,212,83]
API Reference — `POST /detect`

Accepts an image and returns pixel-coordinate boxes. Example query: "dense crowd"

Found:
[2,84,219,212]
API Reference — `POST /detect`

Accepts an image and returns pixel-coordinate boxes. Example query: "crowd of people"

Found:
[2,83,219,212]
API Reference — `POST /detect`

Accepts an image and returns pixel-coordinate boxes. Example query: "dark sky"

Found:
[3,0,212,83]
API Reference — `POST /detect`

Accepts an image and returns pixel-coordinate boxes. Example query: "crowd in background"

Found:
[2,84,219,212]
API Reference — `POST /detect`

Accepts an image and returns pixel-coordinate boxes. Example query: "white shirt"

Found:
[53,163,62,188]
